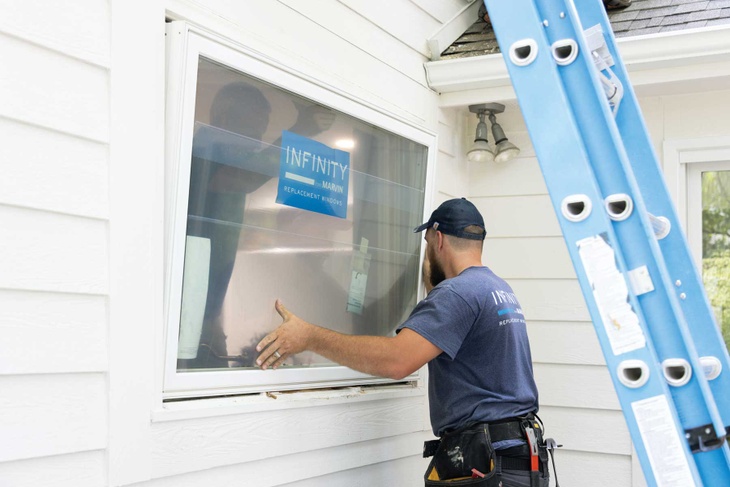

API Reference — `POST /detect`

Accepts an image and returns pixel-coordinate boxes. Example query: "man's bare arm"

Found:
[256,300,441,380]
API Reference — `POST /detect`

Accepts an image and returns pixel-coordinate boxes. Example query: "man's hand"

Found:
[255,299,442,377]
[256,300,312,369]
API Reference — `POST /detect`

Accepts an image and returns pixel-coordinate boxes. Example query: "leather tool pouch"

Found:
[423,424,500,486]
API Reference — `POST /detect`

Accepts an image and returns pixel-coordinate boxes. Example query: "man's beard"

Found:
[428,249,447,288]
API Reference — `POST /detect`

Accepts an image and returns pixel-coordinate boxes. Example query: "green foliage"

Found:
[703,251,730,349]
[702,208,730,258]
[702,171,730,258]
[700,170,730,350]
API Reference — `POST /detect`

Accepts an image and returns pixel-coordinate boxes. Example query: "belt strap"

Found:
[488,420,524,443]
[423,418,527,458]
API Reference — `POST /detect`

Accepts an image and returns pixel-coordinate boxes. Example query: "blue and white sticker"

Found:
[276,131,350,219]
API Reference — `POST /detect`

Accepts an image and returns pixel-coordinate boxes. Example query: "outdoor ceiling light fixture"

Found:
[467,103,521,164]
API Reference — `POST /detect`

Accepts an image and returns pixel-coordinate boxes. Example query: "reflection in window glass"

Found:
[700,170,730,350]
[176,58,427,372]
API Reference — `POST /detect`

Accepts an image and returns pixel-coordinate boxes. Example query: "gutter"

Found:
[425,25,730,103]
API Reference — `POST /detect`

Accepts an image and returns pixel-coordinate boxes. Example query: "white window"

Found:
[687,161,730,350]
[666,138,730,352]
[163,23,435,399]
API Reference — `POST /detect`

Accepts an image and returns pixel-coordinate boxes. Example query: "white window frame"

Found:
[163,22,436,399]
[663,136,730,266]
[687,160,730,269]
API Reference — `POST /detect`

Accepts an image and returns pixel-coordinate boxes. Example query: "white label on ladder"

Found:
[632,395,696,487]
[578,235,646,355]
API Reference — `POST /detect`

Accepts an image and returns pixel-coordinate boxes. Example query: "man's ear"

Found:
[435,230,445,250]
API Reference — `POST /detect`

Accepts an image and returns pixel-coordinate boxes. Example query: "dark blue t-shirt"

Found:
[398,266,539,437]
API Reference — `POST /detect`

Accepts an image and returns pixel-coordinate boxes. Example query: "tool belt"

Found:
[423,415,552,486]
[423,422,499,486]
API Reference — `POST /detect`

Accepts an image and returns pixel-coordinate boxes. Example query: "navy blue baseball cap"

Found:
[413,198,486,240]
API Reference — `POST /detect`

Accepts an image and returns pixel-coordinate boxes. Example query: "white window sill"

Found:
[152,380,424,422]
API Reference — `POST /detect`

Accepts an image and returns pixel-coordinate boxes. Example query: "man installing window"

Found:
[256,198,552,487]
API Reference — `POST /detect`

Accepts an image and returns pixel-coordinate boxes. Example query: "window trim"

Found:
[686,160,730,269]
[663,136,730,263]
[163,22,437,399]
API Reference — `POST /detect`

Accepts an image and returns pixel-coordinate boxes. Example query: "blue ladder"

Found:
[483,0,730,485]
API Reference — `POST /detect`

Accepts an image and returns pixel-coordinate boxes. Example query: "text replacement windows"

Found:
[164,25,434,398]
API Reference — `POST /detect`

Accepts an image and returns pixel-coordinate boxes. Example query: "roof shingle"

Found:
[441,0,730,60]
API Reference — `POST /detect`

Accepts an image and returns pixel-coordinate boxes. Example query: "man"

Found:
[256,198,549,486]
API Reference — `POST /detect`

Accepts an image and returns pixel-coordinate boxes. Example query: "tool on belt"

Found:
[521,416,561,487]
[423,415,561,486]
[524,424,540,487]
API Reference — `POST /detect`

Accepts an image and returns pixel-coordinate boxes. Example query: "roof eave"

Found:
[426,25,730,106]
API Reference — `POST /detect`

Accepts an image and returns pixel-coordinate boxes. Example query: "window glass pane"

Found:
[700,170,730,350]
[176,57,427,372]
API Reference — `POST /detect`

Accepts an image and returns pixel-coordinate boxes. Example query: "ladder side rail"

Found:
[572,0,730,437]
[483,1,702,485]
[543,1,730,482]
[548,0,728,444]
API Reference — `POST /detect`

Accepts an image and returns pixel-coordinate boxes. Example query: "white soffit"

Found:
[426,25,730,105]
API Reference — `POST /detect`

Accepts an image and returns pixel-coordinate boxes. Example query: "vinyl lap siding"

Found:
[0,0,110,482]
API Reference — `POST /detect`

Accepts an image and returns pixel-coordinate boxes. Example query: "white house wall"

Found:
[466,87,730,486]
[0,0,111,484]
[3,0,725,484]
[0,0,471,486]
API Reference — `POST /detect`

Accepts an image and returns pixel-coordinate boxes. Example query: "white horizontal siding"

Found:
[337,0,440,56]
[663,90,730,140]
[0,119,109,219]
[0,374,106,462]
[277,0,427,86]
[0,290,107,375]
[535,363,620,410]
[0,451,105,487]
[479,194,561,237]
[0,32,109,142]
[150,395,427,478]
[470,156,547,195]
[484,237,575,280]
[137,431,429,486]
[0,206,108,294]
[0,0,111,480]
[167,0,438,127]
[636,97,665,163]
[509,278,591,322]
[552,449,632,486]
[438,108,460,158]
[289,452,428,487]
[0,0,110,66]
[538,406,630,455]
[435,108,469,198]
[528,321,605,366]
